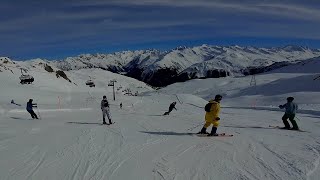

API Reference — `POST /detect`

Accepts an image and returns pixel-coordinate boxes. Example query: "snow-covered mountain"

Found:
[2,45,320,87]
[48,45,320,86]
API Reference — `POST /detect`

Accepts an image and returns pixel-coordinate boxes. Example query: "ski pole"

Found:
[36,107,41,120]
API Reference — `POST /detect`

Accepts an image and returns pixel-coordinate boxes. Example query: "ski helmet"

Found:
[287,97,294,101]
[215,94,222,100]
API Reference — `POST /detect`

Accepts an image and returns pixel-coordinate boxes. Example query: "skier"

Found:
[163,102,177,115]
[120,102,122,109]
[26,99,38,119]
[101,95,112,125]
[198,94,222,136]
[11,99,21,106]
[279,97,299,130]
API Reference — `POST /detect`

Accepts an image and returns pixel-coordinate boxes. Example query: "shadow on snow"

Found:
[140,131,194,136]
[66,122,101,125]
[223,106,320,117]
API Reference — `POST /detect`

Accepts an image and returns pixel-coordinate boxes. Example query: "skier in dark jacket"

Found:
[279,97,299,130]
[163,102,177,115]
[26,99,38,119]
[101,96,112,124]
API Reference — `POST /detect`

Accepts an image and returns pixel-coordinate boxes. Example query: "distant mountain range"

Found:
[2,45,320,87]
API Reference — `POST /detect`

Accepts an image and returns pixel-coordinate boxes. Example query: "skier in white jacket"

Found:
[101,96,112,124]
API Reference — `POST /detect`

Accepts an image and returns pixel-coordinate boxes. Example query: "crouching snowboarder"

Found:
[26,99,38,119]
[163,102,177,115]
[198,94,222,136]
[101,96,112,125]
[279,97,299,130]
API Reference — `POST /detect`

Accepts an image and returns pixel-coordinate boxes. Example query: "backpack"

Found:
[205,103,213,112]
[103,100,109,107]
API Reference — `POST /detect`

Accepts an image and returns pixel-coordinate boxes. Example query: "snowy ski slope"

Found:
[0,58,320,180]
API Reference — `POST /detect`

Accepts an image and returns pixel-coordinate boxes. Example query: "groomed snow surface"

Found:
[1,63,320,180]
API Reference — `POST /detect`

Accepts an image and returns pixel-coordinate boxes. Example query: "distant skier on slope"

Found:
[278,97,299,130]
[26,99,38,119]
[11,99,21,106]
[163,102,177,115]
[198,94,222,136]
[101,95,112,125]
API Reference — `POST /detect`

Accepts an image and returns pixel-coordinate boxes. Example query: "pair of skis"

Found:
[268,125,307,132]
[195,133,233,137]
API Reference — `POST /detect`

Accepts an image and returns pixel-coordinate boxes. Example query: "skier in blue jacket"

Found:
[279,97,299,130]
[26,99,38,119]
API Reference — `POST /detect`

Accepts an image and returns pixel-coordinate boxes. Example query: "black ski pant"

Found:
[164,108,173,115]
[102,108,112,124]
[27,110,38,119]
[282,113,298,129]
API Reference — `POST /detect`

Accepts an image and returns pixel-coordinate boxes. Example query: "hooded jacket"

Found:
[26,101,37,111]
[101,98,109,109]
[205,100,220,122]
[280,102,298,115]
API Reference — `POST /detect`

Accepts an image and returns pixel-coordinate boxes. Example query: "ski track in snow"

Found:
[306,145,320,180]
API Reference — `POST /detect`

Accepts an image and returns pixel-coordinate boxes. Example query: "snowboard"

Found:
[269,125,307,132]
[195,133,233,137]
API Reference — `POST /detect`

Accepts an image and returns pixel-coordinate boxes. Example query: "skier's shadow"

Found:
[66,122,101,125]
[223,125,273,130]
[148,114,164,117]
[140,131,193,136]
[10,117,34,120]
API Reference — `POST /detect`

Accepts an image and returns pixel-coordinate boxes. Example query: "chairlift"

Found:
[85,79,95,87]
[85,76,95,87]
[19,68,34,84]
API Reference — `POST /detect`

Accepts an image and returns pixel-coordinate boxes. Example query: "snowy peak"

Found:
[278,45,309,52]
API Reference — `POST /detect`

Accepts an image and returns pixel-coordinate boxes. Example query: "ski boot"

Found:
[207,127,218,136]
[197,127,209,134]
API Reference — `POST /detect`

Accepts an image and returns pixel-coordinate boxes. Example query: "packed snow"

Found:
[0,57,320,180]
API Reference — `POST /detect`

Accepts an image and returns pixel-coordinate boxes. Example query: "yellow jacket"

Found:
[205,100,221,126]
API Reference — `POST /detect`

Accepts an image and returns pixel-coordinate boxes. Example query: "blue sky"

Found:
[1,0,320,60]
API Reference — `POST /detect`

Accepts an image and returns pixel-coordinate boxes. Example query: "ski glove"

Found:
[216,117,220,120]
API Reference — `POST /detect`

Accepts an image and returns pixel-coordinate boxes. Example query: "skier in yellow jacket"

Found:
[198,94,222,136]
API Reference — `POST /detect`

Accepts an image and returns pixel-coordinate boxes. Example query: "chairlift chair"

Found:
[86,79,95,87]
[19,68,34,84]
[86,79,94,85]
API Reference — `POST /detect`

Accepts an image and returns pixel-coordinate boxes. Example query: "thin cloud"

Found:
[1,0,320,59]
[73,0,320,21]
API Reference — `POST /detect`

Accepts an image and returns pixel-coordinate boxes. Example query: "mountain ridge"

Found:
[2,44,320,87]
